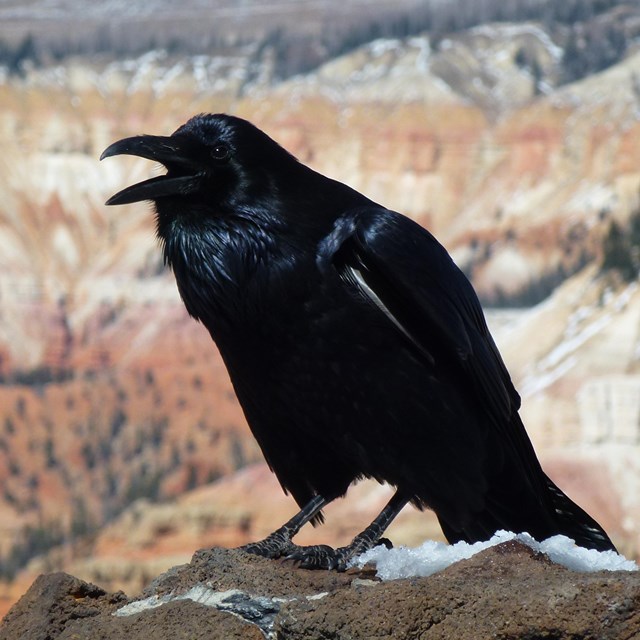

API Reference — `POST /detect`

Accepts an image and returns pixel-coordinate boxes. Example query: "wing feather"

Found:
[331,208,519,425]
[325,207,550,503]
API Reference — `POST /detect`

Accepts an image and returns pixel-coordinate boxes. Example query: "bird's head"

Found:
[101,113,303,222]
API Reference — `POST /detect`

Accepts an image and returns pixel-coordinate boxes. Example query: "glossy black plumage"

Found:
[102,113,615,567]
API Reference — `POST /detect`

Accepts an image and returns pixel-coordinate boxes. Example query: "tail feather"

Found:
[437,474,616,553]
[544,475,616,552]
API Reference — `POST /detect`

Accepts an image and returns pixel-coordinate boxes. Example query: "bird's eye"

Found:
[211,144,230,162]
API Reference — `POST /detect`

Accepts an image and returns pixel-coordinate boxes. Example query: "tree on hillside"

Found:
[600,208,640,282]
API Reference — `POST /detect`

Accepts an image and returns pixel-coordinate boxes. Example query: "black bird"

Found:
[101,113,616,569]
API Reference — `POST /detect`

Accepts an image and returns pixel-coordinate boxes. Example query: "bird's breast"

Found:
[218,268,417,395]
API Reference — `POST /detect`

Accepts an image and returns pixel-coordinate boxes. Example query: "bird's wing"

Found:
[325,207,520,429]
[323,207,555,519]
[321,208,616,549]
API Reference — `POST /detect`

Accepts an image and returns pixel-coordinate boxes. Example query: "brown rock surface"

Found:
[0,572,127,640]
[2,542,638,640]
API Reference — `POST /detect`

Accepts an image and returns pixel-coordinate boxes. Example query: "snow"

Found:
[369,38,402,57]
[408,36,431,72]
[351,530,638,580]
[520,283,638,398]
[469,23,564,61]
[519,355,577,398]
[540,313,611,371]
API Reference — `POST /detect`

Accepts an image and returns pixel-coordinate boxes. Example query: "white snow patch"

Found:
[351,531,638,580]
[541,313,611,370]
[565,303,596,337]
[520,355,577,398]
[613,282,638,311]
[408,36,431,72]
[519,283,638,397]
[469,23,563,61]
[369,38,402,57]
[565,182,617,213]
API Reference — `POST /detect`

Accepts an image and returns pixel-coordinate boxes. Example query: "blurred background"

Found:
[1,0,640,616]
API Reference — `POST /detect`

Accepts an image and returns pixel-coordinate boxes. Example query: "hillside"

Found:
[1,0,637,87]
[1,9,640,616]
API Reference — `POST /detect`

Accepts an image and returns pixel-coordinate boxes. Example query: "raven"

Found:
[102,113,616,569]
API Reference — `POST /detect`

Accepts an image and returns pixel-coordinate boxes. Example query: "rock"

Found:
[0,572,127,640]
[1,541,638,639]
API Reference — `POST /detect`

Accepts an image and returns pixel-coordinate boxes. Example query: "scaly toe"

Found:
[285,544,340,570]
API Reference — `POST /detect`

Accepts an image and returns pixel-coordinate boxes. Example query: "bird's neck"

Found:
[160,214,299,334]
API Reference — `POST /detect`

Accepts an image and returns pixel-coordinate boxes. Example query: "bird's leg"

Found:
[240,494,327,559]
[286,490,408,571]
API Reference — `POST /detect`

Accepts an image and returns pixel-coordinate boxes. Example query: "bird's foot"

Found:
[239,494,329,561]
[239,529,296,559]
[285,537,393,571]
[285,544,343,570]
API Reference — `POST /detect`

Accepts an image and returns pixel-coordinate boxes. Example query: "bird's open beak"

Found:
[100,135,201,205]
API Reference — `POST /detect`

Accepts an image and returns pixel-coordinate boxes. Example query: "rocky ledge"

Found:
[1,541,639,639]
